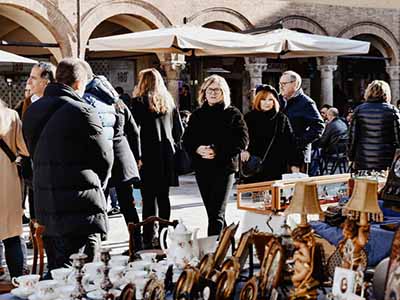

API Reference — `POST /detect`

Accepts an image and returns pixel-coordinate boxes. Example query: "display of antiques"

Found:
[7,173,397,300]
[284,181,325,300]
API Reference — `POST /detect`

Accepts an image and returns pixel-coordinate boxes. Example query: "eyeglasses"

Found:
[279,80,295,87]
[206,88,222,95]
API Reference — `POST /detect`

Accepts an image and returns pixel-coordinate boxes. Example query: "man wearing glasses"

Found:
[279,70,324,174]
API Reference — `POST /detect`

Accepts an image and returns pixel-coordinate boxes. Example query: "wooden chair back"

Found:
[128,216,178,260]
[29,220,45,278]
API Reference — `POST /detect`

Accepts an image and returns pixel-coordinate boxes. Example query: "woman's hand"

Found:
[240,151,250,162]
[137,159,143,170]
[196,145,215,159]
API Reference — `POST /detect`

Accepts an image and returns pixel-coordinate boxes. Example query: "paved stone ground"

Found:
[102,173,244,254]
[15,174,245,269]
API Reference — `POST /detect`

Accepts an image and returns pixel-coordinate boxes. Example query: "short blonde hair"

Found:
[198,75,231,108]
[364,80,391,103]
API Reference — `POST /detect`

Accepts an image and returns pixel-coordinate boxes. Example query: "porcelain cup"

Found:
[11,274,40,292]
[35,280,58,300]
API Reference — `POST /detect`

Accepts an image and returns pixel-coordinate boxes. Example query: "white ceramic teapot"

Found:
[160,220,199,268]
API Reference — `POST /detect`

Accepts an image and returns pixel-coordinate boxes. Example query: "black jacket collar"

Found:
[43,83,84,103]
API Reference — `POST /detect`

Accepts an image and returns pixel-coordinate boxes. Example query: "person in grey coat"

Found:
[317,107,348,155]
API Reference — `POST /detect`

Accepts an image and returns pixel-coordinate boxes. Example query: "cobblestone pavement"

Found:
[19,174,244,267]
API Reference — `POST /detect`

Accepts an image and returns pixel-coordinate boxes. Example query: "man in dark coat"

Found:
[316,107,348,155]
[279,70,325,173]
[22,58,113,271]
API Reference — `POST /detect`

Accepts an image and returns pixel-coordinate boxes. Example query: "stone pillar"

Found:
[317,56,337,107]
[158,53,186,105]
[386,65,400,104]
[244,57,268,113]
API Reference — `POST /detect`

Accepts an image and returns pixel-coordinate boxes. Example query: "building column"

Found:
[244,57,268,113]
[158,53,186,105]
[317,56,337,107]
[386,65,400,103]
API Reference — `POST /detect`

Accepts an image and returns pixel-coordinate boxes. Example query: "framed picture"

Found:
[332,267,357,298]
[384,225,400,300]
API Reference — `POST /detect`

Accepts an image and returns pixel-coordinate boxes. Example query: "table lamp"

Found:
[284,181,324,300]
[285,181,324,226]
[344,178,383,226]
[341,178,383,270]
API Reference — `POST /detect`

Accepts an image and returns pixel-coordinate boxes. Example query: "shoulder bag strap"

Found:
[260,117,279,164]
[0,138,17,163]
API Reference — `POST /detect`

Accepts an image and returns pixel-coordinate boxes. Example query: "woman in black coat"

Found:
[131,68,183,247]
[348,80,400,172]
[183,75,249,236]
[241,85,299,183]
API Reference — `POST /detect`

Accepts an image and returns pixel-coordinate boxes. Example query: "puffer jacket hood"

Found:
[85,75,120,105]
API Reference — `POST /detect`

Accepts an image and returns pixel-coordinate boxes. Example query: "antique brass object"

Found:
[232,228,254,269]
[239,276,258,300]
[215,269,238,300]
[259,242,284,298]
[214,223,239,267]
[143,275,165,300]
[174,266,201,300]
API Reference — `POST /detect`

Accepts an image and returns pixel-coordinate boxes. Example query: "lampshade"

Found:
[284,181,324,222]
[344,178,383,224]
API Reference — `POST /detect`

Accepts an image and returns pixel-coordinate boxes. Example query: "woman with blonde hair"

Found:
[0,99,29,277]
[241,84,299,183]
[131,68,183,247]
[348,80,400,171]
[183,75,248,236]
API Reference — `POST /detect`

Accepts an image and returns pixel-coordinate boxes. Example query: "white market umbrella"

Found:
[250,28,370,58]
[88,25,266,56]
[0,49,37,63]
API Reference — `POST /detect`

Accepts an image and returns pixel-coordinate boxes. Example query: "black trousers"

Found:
[43,233,100,272]
[3,236,23,278]
[141,186,170,246]
[195,171,234,236]
[105,182,142,249]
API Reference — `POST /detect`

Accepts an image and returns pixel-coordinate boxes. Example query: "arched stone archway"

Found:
[81,0,172,58]
[278,15,328,35]
[337,22,400,102]
[337,22,399,66]
[0,1,75,61]
[187,7,253,31]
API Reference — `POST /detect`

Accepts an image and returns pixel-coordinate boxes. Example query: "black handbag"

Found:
[175,141,192,175]
[240,119,279,178]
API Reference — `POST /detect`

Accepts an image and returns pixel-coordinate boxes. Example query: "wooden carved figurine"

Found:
[339,219,369,271]
[290,225,320,300]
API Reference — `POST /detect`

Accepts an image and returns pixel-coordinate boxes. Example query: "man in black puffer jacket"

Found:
[22,58,113,271]
[348,80,400,171]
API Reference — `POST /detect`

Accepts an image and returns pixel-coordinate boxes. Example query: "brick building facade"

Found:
[0,0,398,112]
